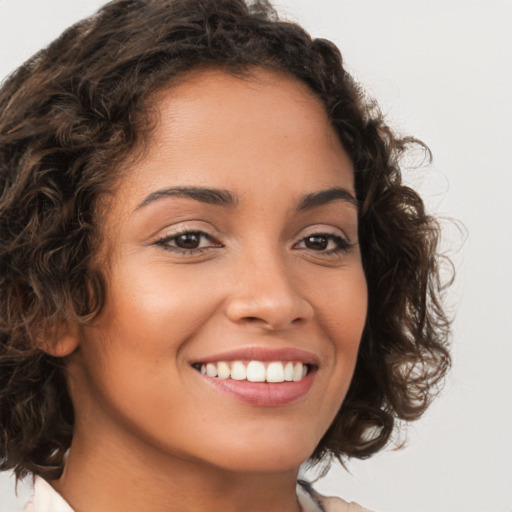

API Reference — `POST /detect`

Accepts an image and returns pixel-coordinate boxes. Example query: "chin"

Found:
[213,453,310,475]
[197,431,318,474]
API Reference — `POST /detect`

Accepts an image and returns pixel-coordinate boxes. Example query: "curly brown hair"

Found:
[0,0,451,480]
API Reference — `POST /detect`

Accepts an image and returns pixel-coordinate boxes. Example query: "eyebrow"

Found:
[135,185,358,212]
[136,187,238,210]
[297,187,359,211]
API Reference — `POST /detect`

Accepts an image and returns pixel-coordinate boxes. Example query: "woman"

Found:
[0,1,451,511]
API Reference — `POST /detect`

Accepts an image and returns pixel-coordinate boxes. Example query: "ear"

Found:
[36,321,80,358]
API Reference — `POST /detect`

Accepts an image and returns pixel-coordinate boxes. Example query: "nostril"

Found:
[226,292,314,331]
[240,315,305,330]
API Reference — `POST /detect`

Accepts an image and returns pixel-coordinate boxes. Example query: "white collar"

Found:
[26,476,322,512]
[297,482,324,511]
[25,477,73,512]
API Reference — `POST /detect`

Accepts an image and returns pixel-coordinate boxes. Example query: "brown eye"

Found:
[154,230,221,253]
[175,233,202,249]
[295,232,352,255]
[304,235,329,251]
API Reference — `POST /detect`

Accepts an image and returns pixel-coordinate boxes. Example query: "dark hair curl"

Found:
[0,0,451,480]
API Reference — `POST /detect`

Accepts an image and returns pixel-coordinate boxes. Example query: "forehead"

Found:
[152,68,336,144]
[111,68,354,212]
[154,69,340,156]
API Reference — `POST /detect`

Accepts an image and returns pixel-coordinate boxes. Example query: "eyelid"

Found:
[292,225,355,254]
[294,224,351,242]
[151,221,220,241]
[155,230,216,245]
[151,222,224,253]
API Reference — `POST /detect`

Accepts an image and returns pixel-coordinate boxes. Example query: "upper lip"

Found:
[191,347,319,366]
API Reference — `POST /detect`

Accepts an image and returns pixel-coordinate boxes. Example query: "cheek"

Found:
[305,265,367,415]
[319,269,367,397]
[310,266,368,351]
[73,263,225,411]
[101,260,225,354]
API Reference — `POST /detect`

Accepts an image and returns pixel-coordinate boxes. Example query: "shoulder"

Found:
[317,494,374,512]
[298,480,375,512]
[23,477,74,512]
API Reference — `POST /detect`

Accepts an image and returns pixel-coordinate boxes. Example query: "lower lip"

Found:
[195,370,316,407]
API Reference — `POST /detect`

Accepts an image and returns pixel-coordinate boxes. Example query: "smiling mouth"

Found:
[192,360,313,383]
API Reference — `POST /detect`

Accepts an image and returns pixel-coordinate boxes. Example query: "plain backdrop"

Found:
[0,1,511,511]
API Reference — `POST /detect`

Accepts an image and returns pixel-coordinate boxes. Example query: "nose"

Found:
[224,253,314,331]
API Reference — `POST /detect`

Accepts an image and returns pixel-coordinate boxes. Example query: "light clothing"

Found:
[24,476,373,512]
[297,482,373,512]
[24,478,72,512]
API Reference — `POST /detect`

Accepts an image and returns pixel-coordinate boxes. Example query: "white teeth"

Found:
[247,361,266,382]
[217,361,230,380]
[206,363,217,378]
[292,362,304,382]
[284,362,294,381]
[198,360,310,383]
[230,361,246,380]
[266,362,285,383]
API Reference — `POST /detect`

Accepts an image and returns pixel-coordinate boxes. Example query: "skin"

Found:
[51,69,368,512]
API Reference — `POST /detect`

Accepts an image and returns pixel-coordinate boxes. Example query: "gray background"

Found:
[1,1,511,511]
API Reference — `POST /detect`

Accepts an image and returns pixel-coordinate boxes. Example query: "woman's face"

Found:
[67,69,367,474]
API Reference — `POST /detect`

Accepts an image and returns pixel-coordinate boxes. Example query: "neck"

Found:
[51,430,303,512]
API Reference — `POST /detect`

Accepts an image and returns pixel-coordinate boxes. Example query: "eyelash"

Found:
[154,229,221,255]
[153,229,353,256]
[294,232,353,256]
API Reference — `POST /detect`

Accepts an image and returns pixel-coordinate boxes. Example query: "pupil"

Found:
[306,236,328,250]
[176,233,200,249]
